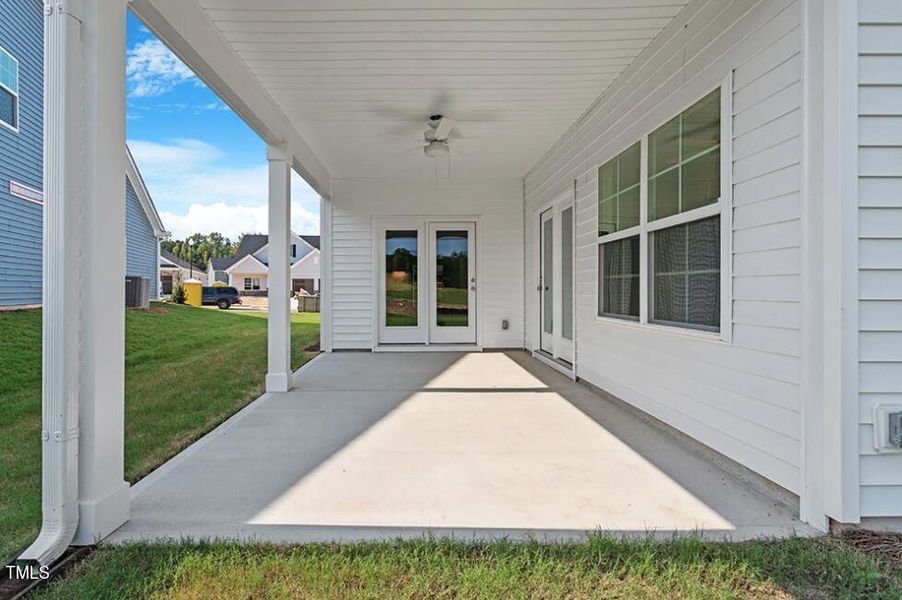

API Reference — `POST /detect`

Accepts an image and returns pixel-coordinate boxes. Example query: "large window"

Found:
[0,45,18,130]
[597,143,641,319]
[597,86,726,333]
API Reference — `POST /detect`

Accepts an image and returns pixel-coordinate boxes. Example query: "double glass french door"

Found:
[538,202,574,363]
[378,221,476,345]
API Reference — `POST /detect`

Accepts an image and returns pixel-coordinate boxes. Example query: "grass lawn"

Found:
[31,535,902,599]
[0,303,320,561]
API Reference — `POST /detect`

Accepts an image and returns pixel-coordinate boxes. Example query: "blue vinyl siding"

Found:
[125,177,159,299]
[0,0,43,306]
[0,0,162,306]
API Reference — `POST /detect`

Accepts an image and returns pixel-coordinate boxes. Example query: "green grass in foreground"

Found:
[32,536,902,599]
[0,304,320,560]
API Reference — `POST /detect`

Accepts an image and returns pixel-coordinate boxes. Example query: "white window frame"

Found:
[243,276,261,291]
[596,141,642,321]
[596,74,733,343]
[0,43,19,133]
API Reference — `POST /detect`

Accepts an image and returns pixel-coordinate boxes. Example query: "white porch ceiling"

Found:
[196,0,690,179]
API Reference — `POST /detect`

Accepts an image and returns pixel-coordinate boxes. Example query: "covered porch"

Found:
[110,351,810,543]
[26,0,865,566]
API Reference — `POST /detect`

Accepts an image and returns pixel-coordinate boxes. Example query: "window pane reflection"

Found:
[385,230,418,326]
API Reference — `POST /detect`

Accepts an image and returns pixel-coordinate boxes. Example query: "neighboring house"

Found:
[160,249,208,293]
[207,233,320,295]
[0,0,166,306]
[207,257,233,285]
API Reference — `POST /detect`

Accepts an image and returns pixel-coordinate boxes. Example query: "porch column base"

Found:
[72,481,130,546]
[266,372,291,393]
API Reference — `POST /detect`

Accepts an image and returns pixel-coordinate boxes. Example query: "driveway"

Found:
[109,351,813,543]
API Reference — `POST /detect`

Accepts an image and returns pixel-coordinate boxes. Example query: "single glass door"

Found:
[429,223,476,344]
[538,203,574,363]
[558,205,574,363]
[379,225,426,343]
[539,209,554,354]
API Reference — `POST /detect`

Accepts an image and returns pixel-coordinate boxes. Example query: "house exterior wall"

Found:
[0,0,42,306]
[125,177,159,299]
[328,179,524,350]
[291,249,320,288]
[230,272,268,292]
[856,1,902,517]
[256,232,314,265]
[1,0,162,307]
[525,0,805,493]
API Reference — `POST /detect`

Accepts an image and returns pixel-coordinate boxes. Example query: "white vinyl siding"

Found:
[857,0,902,516]
[525,0,803,492]
[328,179,524,350]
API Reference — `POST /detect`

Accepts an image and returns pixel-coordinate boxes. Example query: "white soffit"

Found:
[196,0,689,179]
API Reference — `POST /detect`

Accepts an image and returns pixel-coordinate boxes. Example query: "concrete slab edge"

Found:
[129,353,326,499]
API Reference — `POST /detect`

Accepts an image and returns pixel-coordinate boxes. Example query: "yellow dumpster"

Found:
[212,281,227,287]
[183,279,203,306]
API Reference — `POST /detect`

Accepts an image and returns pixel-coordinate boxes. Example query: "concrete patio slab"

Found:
[108,351,816,544]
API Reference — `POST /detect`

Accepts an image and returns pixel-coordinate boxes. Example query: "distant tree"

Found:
[161,232,238,270]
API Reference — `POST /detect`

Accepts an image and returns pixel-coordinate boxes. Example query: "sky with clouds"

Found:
[125,13,320,241]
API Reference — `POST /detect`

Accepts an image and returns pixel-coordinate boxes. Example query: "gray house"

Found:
[0,0,166,307]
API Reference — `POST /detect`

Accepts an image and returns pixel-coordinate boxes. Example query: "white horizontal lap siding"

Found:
[857,0,902,517]
[329,179,524,350]
[331,207,373,348]
[525,0,804,492]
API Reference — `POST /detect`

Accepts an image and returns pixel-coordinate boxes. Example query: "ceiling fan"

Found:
[387,114,457,159]
[421,114,454,159]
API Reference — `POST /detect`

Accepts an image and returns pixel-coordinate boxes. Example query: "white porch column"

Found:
[23,0,129,562]
[266,144,292,392]
[73,0,131,545]
[799,0,860,530]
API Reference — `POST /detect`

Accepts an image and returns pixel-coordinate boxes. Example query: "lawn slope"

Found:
[0,304,319,560]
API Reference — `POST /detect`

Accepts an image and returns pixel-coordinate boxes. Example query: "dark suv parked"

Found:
[202,286,241,309]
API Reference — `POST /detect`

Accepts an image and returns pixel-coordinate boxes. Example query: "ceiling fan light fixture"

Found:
[424,140,450,159]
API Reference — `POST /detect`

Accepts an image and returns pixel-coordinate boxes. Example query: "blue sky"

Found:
[125,12,320,241]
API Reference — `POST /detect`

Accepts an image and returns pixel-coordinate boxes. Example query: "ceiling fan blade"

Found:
[393,145,425,157]
[448,133,494,140]
[433,117,455,141]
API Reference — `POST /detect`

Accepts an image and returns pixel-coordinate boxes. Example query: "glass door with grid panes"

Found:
[538,199,575,363]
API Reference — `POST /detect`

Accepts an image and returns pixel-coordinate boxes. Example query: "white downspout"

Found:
[20,0,84,564]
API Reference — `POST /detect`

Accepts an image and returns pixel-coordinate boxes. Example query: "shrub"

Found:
[172,282,186,304]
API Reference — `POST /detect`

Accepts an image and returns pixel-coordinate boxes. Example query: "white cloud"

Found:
[128,138,224,168]
[127,39,197,98]
[129,137,321,240]
[160,201,319,241]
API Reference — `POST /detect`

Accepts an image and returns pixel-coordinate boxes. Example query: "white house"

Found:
[24,0,902,566]
[207,233,320,294]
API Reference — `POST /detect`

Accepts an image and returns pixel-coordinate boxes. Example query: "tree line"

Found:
[161,232,244,270]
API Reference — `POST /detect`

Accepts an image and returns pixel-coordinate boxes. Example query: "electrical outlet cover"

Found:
[873,404,902,453]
